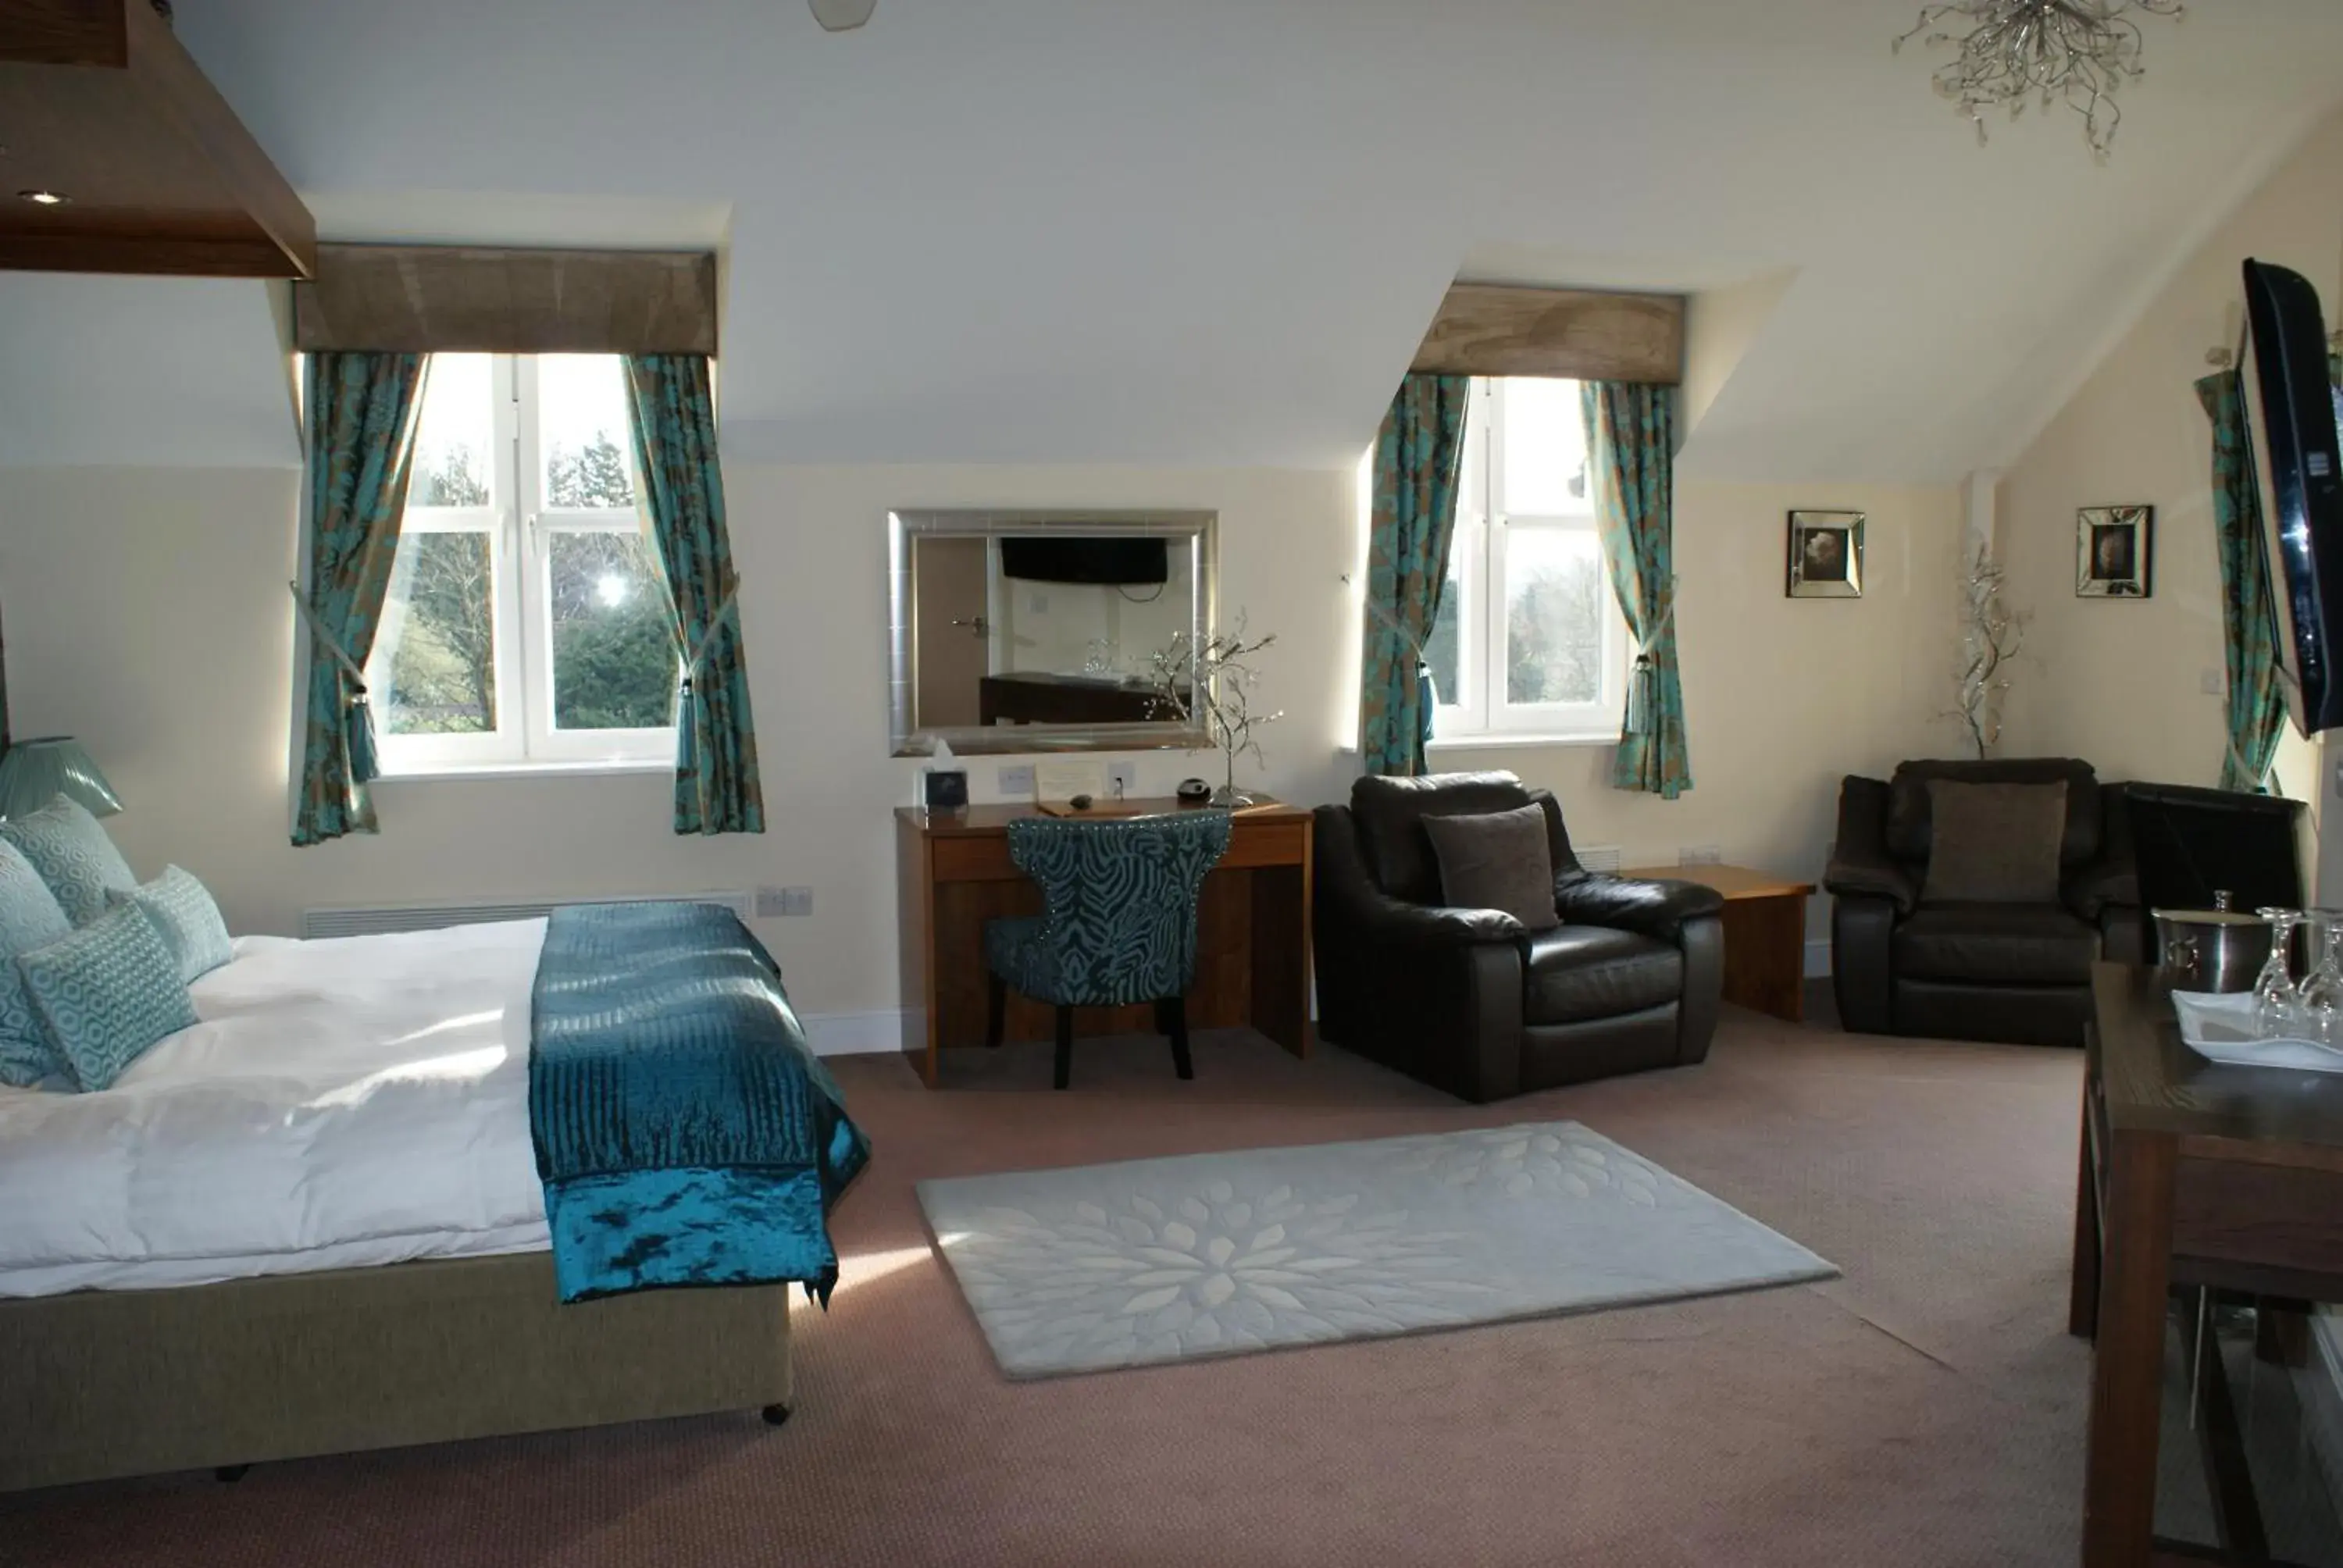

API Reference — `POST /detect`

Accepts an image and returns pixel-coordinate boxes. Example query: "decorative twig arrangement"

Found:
[1147,618,1283,807]
[1948,541,2027,757]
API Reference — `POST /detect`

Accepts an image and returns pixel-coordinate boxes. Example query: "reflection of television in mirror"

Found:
[998,536,1169,586]
[2240,258,2343,735]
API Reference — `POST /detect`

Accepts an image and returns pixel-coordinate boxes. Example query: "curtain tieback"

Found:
[672,586,740,781]
[287,582,380,786]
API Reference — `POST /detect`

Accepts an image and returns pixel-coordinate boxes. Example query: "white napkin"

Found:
[2171,990,2343,1073]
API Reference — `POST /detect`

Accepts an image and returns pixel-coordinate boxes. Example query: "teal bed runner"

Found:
[529,902,869,1304]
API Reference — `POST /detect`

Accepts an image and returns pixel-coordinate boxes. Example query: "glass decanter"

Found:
[2253,908,2306,1040]
[2296,912,2343,1047]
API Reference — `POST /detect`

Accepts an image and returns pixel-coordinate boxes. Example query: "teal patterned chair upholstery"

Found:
[984,810,1232,1089]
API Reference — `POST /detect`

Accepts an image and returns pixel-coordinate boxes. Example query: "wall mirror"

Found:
[888,508,1217,757]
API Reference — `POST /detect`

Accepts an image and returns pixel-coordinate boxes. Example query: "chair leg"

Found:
[986,973,1007,1049]
[1054,1005,1075,1090]
[1166,996,1193,1081]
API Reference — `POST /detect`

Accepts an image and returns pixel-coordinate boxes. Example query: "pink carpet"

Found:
[1,1005,2091,1567]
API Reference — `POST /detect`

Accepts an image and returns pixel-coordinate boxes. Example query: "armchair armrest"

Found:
[2065,782,2140,921]
[1553,873,1722,942]
[1823,774,1918,915]
[1348,891,1529,947]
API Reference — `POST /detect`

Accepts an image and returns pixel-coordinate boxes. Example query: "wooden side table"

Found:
[1620,864,1814,1022]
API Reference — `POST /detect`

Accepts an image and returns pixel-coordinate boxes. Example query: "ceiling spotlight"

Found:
[18,190,68,206]
[809,0,875,30]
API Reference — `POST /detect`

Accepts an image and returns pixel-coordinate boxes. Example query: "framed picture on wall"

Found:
[1786,511,1865,598]
[2077,506,2153,597]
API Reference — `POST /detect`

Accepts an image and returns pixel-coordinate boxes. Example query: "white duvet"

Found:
[0,919,552,1298]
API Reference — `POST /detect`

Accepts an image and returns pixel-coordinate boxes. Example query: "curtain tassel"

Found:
[676,676,699,777]
[1624,654,1657,738]
[1415,661,1439,751]
[344,692,380,786]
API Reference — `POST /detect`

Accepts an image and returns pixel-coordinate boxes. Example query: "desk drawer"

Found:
[929,820,1306,882]
[931,837,1019,883]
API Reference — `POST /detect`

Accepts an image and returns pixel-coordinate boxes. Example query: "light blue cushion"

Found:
[0,840,72,1088]
[109,866,233,984]
[18,903,198,1092]
[0,796,136,926]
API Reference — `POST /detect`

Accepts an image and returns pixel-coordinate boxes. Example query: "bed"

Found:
[0,912,860,1492]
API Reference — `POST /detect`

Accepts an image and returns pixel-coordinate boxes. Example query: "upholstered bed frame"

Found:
[1,1252,792,1492]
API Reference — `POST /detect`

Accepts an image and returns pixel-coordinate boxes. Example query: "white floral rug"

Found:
[917,1121,1838,1378]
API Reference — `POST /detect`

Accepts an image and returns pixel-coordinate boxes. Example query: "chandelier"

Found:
[1894,0,2185,159]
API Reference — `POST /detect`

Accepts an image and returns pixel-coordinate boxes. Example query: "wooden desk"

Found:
[1620,863,1814,1021]
[2072,962,2343,1566]
[895,799,1314,1087]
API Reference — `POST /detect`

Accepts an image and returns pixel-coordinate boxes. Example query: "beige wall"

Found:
[0,456,1972,1018]
[1433,480,1969,946]
[1999,109,2343,834]
[0,463,1358,1038]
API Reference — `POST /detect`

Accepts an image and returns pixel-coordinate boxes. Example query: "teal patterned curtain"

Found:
[1360,374,1470,775]
[622,355,765,836]
[291,351,429,846]
[1582,382,1691,799]
[2196,369,2287,793]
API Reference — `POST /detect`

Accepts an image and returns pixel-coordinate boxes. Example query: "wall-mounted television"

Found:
[998,536,1170,586]
[2240,258,2343,736]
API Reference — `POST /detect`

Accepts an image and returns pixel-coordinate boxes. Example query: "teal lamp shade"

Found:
[0,737,122,820]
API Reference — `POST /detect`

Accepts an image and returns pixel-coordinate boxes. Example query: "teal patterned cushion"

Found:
[985,811,1232,1007]
[108,866,234,984]
[0,840,73,1088]
[18,903,198,1092]
[0,796,137,926]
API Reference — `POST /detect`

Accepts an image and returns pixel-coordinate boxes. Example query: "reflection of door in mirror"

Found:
[915,537,990,729]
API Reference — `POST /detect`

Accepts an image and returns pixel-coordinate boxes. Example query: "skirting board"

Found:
[801,1010,907,1057]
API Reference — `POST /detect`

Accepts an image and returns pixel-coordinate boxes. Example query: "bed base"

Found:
[0,1251,792,1493]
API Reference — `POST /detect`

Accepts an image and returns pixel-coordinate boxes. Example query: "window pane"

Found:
[540,355,636,510]
[409,354,494,508]
[1424,536,1463,709]
[1505,526,1605,706]
[548,531,677,730]
[379,530,497,733]
[1500,377,1591,516]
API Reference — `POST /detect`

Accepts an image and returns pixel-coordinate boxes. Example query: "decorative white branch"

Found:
[1944,541,2027,757]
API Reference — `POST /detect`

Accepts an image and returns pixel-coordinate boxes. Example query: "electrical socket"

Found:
[1107,762,1136,800]
[754,886,789,918]
[998,764,1036,796]
[779,886,813,917]
[1679,844,1723,866]
[2201,668,2225,697]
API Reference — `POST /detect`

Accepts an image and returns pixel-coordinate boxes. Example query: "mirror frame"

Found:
[887,508,1219,757]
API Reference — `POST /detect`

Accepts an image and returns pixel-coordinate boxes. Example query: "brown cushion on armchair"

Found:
[1919,779,2067,904]
[1422,804,1560,931]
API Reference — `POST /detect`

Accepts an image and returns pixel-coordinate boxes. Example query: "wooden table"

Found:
[895,798,1313,1087]
[2072,961,2343,1566]
[1620,863,1814,1021]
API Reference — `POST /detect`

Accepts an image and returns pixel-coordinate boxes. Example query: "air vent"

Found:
[1576,845,1623,874]
[302,892,754,940]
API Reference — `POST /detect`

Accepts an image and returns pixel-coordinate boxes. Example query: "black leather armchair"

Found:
[1313,772,1727,1103]
[1825,757,2140,1047]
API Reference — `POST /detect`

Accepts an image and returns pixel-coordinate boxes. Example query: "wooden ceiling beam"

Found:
[0,0,316,278]
[1411,283,1684,384]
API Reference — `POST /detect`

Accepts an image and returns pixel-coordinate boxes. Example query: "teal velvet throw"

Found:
[2196,370,2288,793]
[1582,382,1692,800]
[530,901,868,1303]
[1361,374,1470,775]
[292,351,428,846]
[622,355,765,836]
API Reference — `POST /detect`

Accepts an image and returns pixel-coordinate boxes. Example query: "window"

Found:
[1424,377,1627,743]
[369,354,679,774]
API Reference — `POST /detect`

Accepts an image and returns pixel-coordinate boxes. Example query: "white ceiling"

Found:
[2,0,2341,481]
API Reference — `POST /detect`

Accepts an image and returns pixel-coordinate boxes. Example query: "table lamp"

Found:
[0,736,122,820]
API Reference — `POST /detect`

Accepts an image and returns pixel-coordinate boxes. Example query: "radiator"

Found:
[302,891,755,940]
[1577,845,1623,874]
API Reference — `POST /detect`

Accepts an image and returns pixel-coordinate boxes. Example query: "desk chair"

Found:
[984,811,1232,1089]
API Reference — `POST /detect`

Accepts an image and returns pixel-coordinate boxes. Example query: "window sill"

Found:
[1428,732,1621,752]
[373,760,674,784]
